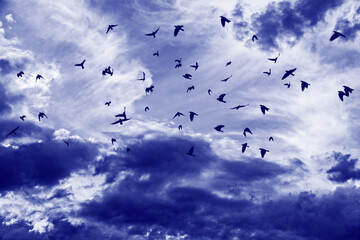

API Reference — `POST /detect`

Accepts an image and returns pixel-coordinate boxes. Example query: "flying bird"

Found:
[208,89,212,95]
[259,148,269,158]
[19,115,26,121]
[268,53,280,63]
[225,61,231,67]
[38,112,48,122]
[252,35,258,42]
[260,105,269,115]
[189,111,198,121]
[6,126,20,137]
[217,94,226,103]
[178,125,182,131]
[111,138,116,145]
[153,51,159,57]
[111,118,131,125]
[263,69,271,76]
[190,62,199,71]
[230,104,249,110]
[74,59,86,69]
[106,24,118,34]
[137,72,145,81]
[243,127,252,137]
[343,86,354,96]
[221,75,232,82]
[126,147,131,153]
[282,68,296,80]
[175,58,182,68]
[145,106,149,112]
[220,16,231,27]
[173,112,185,119]
[269,137,274,141]
[105,101,111,106]
[214,125,225,132]
[145,85,154,94]
[300,81,310,91]
[63,139,70,146]
[241,143,249,153]
[17,71,24,77]
[338,91,346,101]
[174,25,184,37]
[187,86,195,92]
[183,74,192,80]
[145,27,160,38]
[36,74,43,82]
[284,82,291,88]
[186,146,196,157]
[115,107,127,119]
[329,31,345,41]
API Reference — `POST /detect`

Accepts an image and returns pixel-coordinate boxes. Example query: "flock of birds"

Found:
[5,16,353,159]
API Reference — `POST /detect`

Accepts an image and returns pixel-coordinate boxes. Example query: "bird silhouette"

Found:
[106,24,118,34]
[241,143,249,153]
[190,62,199,71]
[186,146,196,156]
[259,148,269,158]
[38,112,48,122]
[243,127,252,137]
[208,89,212,95]
[178,125,182,131]
[343,86,354,96]
[338,91,346,101]
[220,16,231,27]
[183,74,192,80]
[63,139,70,146]
[111,138,116,145]
[260,105,269,115]
[252,35,258,42]
[268,53,280,63]
[282,68,296,80]
[137,72,145,81]
[263,69,271,76]
[175,58,182,68]
[187,86,195,92]
[145,27,160,38]
[329,31,345,41]
[126,147,131,153]
[221,75,232,82]
[145,85,154,94]
[6,126,20,137]
[145,106,149,112]
[36,74,43,82]
[102,66,113,76]
[189,111,198,121]
[115,107,127,119]
[217,94,226,103]
[230,104,249,110]
[269,137,274,141]
[17,71,24,77]
[300,81,310,91]
[173,112,185,119]
[214,125,225,132]
[111,118,131,125]
[19,115,26,121]
[284,82,291,88]
[226,61,232,67]
[174,25,184,37]
[74,59,86,69]
[153,51,159,57]
[105,101,111,106]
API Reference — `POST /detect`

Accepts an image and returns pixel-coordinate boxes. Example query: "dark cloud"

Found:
[0,59,23,76]
[327,152,360,183]
[0,82,12,114]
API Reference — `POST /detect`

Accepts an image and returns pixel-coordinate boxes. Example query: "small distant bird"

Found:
[105,101,111,106]
[208,89,212,95]
[221,75,232,82]
[300,81,310,91]
[115,107,127,119]
[282,68,296,80]
[220,16,231,27]
[243,127,252,137]
[269,137,274,141]
[183,74,192,80]
[36,74,43,82]
[268,53,280,63]
[241,143,249,153]
[145,106,149,112]
[187,86,195,92]
[284,82,291,88]
[190,62,199,71]
[137,72,145,81]
[189,111,198,121]
[111,138,116,145]
[338,91,346,101]
[153,51,159,57]
[145,27,160,38]
[63,139,70,146]
[126,147,131,153]
[111,118,131,125]
[17,71,24,77]
[329,31,345,41]
[6,126,20,137]
[263,69,271,76]
[186,146,196,156]
[174,25,184,37]
[175,58,182,68]
[217,94,226,103]
[230,104,249,110]
[260,105,269,115]
[145,85,154,94]
[226,61,231,67]
[19,115,26,121]
[178,125,182,131]
[259,148,269,158]
[74,59,86,69]
[343,86,354,96]
[106,24,118,34]
[38,112,48,122]
[252,35,258,42]
[214,125,225,132]
[173,112,185,119]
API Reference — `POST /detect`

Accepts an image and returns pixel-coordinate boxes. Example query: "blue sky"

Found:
[0,0,360,239]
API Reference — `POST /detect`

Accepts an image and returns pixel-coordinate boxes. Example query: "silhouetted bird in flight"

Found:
[186,146,196,156]
[252,35,258,42]
[126,147,131,153]
[174,25,184,37]
[175,58,182,68]
[173,112,185,119]
[38,112,48,122]
[105,101,111,106]
[178,125,182,131]
[17,71,24,77]
[220,16,231,27]
[208,89,212,95]
[190,62,199,71]
[111,138,116,145]
[268,53,280,63]
[145,27,160,38]
[74,59,86,69]
[187,86,195,92]
[214,125,225,132]
[189,111,198,121]
[145,106,149,112]
[226,61,231,67]
[269,137,274,141]
[259,148,269,158]
[102,66,113,76]
[343,86,354,96]
[241,143,249,153]
[111,118,131,125]
[263,69,271,76]
[329,31,345,41]
[217,94,226,103]
[137,72,145,81]
[36,74,43,82]
[243,127,252,137]
[183,74,192,80]
[115,107,127,119]
[19,115,26,121]
[260,105,269,115]
[301,81,310,91]
[284,82,291,88]
[282,68,296,80]
[145,85,154,94]
[230,104,249,110]
[106,24,118,34]
[6,126,19,137]
[63,139,70,146]
[153,51,159,57]
[338,91,346,101]
[221,75,232,82]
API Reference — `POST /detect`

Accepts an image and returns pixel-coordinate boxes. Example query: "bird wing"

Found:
[219,94,226,99]
[282,71,290,80]
[106,26,111,34]
[338,91,345,101]
[174,27,180,37]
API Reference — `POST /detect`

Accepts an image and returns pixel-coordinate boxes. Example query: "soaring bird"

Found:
[145,106,149,112]
[230,104,249,110]
[259,148,269,158]
[126,147,131,153]
[269,136,274,141]
[220,16,231,27]
[106,24,118,34]
[173,112,185,119]
[105,101,111,106]
[17,71,24,77]
[178,125,182,131]
[36,74,43,82]
[263,69,271,76]
[145,85,154,94]
[284,82,291,88]
[19,115,26,121]
[153,51,159,57]
[268,53,280,63]
[329,31,345,41]
[186,146,196,156]
[137,72,145,81]
[6,126,20,137]
[189,111,198,121]
[174,25,184,37]
[214,125,225,132]
[111,118,131,125]
[252,35,258,42]
[217,94,226,103]
[63,139,70,146]
[187,86,195,92]
[226,61,232,67]
[338,91,346,101]
[38,112,48,122]
[175,58,182,68]
[343,86,354,96]
[243,127,252,137]
[74,59,86,69]
[241,143,249,153]
[221,75,232,82]
[111,138,116,145]
[208,89,212,95]
[183,74,192,80]
[190,62,199,71]
[145,27,160,38]
[300,81,310,91]
[260,105,269,115]
[282,68,296,80]
[115,107,127,119]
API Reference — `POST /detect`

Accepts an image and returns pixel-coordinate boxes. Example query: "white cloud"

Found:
[5,14,15,23]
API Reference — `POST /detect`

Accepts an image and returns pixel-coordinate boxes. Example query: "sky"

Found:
[0,0,360,239]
